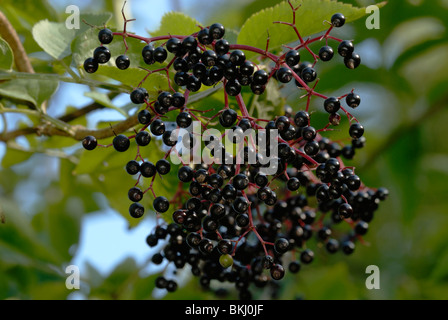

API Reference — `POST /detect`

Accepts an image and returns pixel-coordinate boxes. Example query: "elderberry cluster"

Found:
[81,9,388,300]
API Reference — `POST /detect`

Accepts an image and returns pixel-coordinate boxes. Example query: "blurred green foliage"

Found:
[1,0,447,300]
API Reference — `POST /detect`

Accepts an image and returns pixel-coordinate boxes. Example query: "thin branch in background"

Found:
[0,85,221,143]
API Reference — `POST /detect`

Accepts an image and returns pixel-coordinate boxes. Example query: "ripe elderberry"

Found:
[113,135,130,152]
[209,23,225,39]
[153,196,170,213]
[83,58,98,74]
[82,136,97,150]
[98,28,114,44]
[331,13,346,28]
[319,46,334,62]
[93,46,111,64]
[116,54,130,70]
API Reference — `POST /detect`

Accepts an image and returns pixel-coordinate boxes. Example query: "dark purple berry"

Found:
[98,28,114,44]
[82,136,97,150]
[83,58,98,73]
[113,134,130,152]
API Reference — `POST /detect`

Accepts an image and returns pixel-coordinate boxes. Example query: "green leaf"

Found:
[36,197,84,262]
[32,13,112,60]
[1,146,33,168]
[238,0,387,59]
[89,66,169,99]
[150,12,201,38]
[89,257,141,299]
[0,78,59,109]
[32,20,77,60]
[0,39,14,71]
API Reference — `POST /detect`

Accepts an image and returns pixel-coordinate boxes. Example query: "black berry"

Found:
[209,23,225,39]
[156,159,171,175]
[319,46,334,61]
[129,203,144,218]
[153,196,170,213]
[93,46,111,64]
[83,58,98,74]
[138,109,152,125]
[349,123,365,139]
[82,136,97,150]
[115,54,130,70]
[128,187,143,202]
[324,97,341,114]
[113,134,130,152]
[331,13,346,28]
[346,92,361,108]
[285,49,301,67]
[135,131,152,146]
[130,88,148,104]
[98,28,114,44]
[126,160,140,175]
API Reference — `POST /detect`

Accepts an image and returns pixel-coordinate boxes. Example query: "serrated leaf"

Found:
[32,20,77,60]
[150,12,201,38]
[238,0,387,59]
[0,39,14,71]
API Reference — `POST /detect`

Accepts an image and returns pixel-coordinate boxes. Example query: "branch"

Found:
[0,85,222,143]
[0,71,132,93]
[0,95,116,142]
[0,10,34,73]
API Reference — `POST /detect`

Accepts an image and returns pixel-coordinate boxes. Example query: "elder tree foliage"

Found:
[4,0,447,301]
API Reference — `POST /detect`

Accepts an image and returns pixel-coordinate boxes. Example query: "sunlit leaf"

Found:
[150,12,201,38]
[238,0,387,59]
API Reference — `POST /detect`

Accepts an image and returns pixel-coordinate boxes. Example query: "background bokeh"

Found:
[1,0,447,300]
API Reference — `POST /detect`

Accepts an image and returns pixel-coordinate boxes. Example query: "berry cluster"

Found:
[82,4,388,300]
